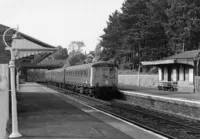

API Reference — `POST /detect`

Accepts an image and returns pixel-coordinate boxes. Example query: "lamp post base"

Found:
[9,132,22,138]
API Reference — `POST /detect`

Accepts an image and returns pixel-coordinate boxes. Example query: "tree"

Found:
[68,41,85,57]
[100,10,123,60]
[48,45,68,60]
[100,0,200,68]
[68,53,86,66]
[165,0,200,53]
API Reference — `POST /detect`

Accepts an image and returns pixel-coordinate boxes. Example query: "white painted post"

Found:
[9,59,22,138]
[164,67,168,81]
[158,67,162,81]
[179,66,184,81]
[189,68,194,84]
[172,68,177,82]
[16,70,20,91]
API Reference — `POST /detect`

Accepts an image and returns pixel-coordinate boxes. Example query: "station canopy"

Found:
[0,24,57,68]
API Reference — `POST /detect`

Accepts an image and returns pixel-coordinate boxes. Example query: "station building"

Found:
[142,50,200,93]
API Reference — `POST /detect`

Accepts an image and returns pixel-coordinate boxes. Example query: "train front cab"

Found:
[91,63,118,99]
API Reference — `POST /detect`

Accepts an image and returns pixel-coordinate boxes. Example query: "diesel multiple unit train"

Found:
[45,62,119,99]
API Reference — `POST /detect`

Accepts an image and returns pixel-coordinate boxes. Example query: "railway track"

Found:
[44,84,200,139]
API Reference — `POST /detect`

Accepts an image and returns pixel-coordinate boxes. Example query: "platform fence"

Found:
[0,64,9,139]
[118,74,158,88]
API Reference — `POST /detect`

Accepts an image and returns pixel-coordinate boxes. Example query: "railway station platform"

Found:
[119,85,200,120]
[14,83,165,139]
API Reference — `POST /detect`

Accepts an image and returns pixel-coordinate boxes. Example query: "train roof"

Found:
[65,62,117,71]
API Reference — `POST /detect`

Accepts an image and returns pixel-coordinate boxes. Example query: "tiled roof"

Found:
[163,50,200,60]
[141,50,200,66]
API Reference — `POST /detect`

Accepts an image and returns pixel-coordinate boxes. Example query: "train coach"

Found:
[45,62,119,99]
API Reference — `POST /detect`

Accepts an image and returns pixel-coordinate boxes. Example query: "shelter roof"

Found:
[141,50,200,66]
[163,50,200,60]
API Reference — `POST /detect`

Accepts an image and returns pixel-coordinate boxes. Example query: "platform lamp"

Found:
[3,27,22,138]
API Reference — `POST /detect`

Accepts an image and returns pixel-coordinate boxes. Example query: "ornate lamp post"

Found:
[3,27,22,138]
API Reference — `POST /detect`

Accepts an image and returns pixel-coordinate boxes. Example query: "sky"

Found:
[0,0,124,53]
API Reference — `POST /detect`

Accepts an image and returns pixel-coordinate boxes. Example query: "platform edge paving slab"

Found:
[121,90,200,120]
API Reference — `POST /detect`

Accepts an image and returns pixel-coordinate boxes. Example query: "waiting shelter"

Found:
[141,50,200,93]
[0,24,57,138]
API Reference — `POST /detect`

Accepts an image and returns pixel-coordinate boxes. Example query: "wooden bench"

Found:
[158,81,177,91]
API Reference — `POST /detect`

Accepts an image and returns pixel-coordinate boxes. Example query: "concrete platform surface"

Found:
[119,84,200,102]
[15,83,166,139]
